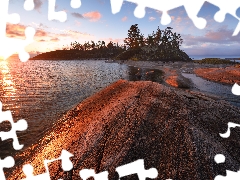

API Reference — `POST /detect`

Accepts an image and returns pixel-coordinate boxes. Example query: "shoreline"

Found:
[6,80,240,179]
[113,60,238,88]
[195,67,240,85]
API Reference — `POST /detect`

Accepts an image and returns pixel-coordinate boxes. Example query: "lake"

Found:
[0,59,239,158]
[0,59,163,157]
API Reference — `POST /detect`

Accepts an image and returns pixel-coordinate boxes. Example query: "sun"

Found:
[0,52,10,60]
[0,41,17,60]
[0,55,6,60]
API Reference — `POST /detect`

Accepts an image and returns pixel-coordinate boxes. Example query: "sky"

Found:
[4,0,240,57]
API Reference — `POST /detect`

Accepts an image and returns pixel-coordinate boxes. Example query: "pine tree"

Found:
[124,24,142,49]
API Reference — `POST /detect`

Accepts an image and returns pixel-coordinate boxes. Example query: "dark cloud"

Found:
[181,27,240,56]
[71,12,84,19]
[39,23,48,28]
[182,27,240,46]
[34,0,43,12]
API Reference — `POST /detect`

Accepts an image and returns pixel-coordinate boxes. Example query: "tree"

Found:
[153,27,162,46]
[119,24,190,61]
[91,41,96,50]
[124,24,142,49]
[139,33,145,47]
[145,33,154,47]
[107,41,114,49]
[70,41,81,50]
[101,41,106,48]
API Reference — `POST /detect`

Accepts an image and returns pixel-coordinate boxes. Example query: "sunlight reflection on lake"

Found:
[0,59,163,157]
[0,60,17,98]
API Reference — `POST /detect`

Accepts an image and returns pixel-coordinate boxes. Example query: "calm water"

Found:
[190,55,240,60]
[0,59,163,157]
[182,73,240,107]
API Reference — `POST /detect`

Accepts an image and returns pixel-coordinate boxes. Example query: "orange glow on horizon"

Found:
[0,46,12,60]
[0,36,28,60]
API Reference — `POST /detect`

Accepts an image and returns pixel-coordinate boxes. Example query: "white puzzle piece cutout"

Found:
[48,0,81,22]
[80,169,109,180]
[220,122,240,138]
[0,156,15,180]
[0,0,35,62]
[24,0,35,11]
[232,83,240,96]
[116,159,158,180]
[110,0,240,35]
[22,150,74,180]
[0,102,28,150]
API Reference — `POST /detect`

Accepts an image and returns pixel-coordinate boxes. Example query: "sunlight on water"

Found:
[0,58,163,157]
[0,60,17,98]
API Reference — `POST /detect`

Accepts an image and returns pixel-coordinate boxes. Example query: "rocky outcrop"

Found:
[163,68,192,88]
[7,80,240,180]
[195,67,240,84]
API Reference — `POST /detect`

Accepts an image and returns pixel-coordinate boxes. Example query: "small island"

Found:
[31,25,191,62]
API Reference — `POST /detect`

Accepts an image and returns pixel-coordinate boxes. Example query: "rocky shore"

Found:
[195,67,240,85]
[116,60,237,88]
[6,80,240,180]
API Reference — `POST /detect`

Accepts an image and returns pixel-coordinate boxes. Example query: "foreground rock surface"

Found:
[7,80,240,180]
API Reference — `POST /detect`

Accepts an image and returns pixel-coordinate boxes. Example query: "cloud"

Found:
[35,29,48,37]
[83,11,102,22]
[39,23,48,28]
[149,17,156,21]
[122,16,127,22]
[32,22,49,29]
[75,20,81,26]
[50,37,60,42]
[182,27,240,46]
[60,30,94,39]
[184,45,240,56]
[72,11,102,22]
[6,24,25,38]
[71,12,84,19]
[34,0,43,12]
[181,27,240,55]
[6,23,47,39]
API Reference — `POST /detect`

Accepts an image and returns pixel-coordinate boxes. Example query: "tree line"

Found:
[67,24,183,52]
[66,24,190,61]
[124,24,183,50]
[32,24,190,61]
[67,40,126,51]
